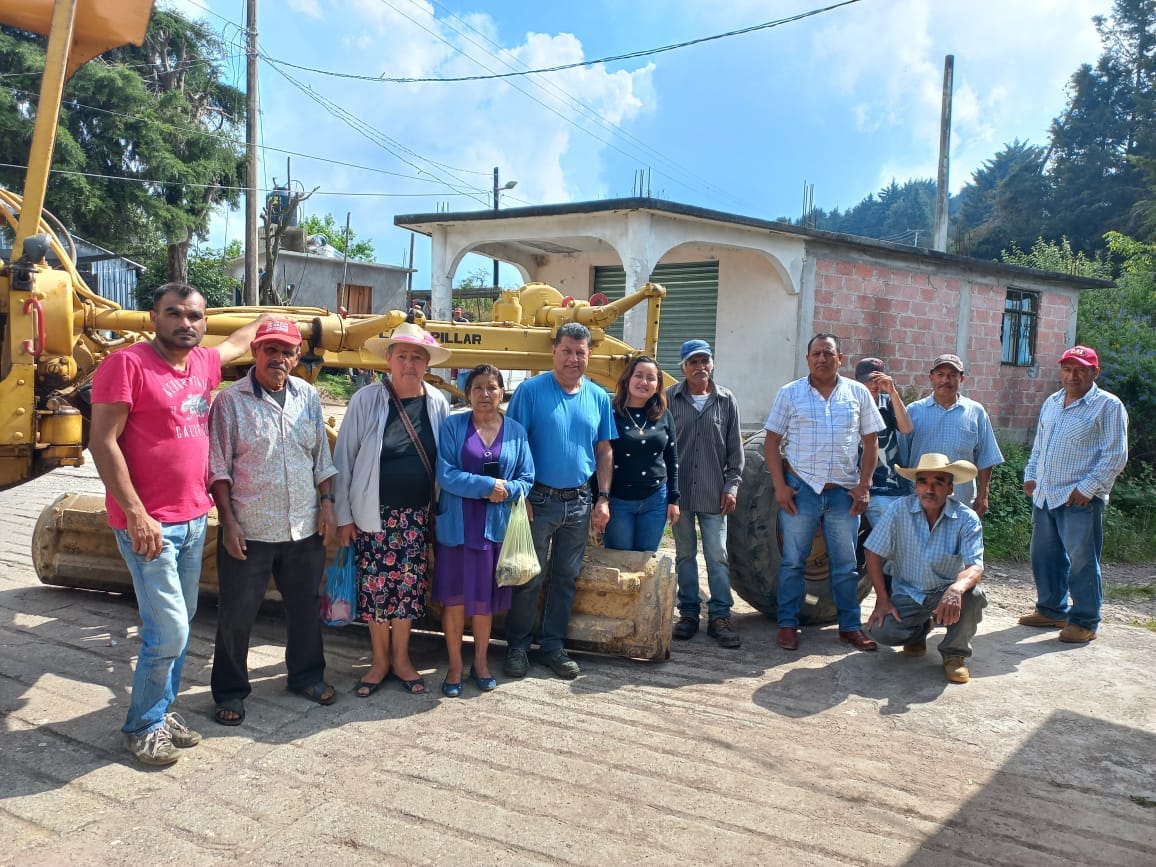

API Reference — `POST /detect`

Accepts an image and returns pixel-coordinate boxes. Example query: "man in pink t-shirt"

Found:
[90,282,264,766]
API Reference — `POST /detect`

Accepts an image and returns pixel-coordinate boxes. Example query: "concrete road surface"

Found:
[2,463,1154,866]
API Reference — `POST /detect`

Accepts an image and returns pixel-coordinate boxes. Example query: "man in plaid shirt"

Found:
[1019,345,1129,644]
[865,453,985,684]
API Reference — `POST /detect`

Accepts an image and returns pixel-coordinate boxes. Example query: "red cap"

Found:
[1059,345,1099,368]
[252,319,301,347]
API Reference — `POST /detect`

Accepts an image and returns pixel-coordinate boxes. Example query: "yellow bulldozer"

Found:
[2,0,860,664]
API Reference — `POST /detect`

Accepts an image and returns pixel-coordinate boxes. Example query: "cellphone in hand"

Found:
[482,460,501,478]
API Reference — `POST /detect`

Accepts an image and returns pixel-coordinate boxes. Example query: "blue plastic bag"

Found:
[320,546,356,627]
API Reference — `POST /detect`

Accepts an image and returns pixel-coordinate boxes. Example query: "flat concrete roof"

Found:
[395,197,1114,291]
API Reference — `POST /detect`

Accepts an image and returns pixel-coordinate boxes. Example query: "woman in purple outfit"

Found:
[433,366,535,696]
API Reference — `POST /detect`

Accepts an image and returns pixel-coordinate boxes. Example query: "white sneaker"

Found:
[124,727,179,766]
[165,712,202,748]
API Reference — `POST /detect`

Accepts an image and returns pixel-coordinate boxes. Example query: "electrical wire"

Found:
[265,0,864,83]
[0,162,477,197]
[395,0,740,208]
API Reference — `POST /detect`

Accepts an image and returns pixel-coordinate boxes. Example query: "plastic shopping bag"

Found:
[495,496,539,587]
[319,545,356,627]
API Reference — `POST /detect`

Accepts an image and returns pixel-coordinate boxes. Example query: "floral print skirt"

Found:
[353,506,430,622]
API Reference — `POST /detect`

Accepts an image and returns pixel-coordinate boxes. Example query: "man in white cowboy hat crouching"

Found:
[864,453,986,684]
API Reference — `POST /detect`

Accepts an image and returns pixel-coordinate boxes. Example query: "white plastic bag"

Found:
[495,496,538,587]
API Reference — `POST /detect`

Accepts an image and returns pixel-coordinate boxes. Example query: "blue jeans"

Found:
[672,511,733,620]
[604,484,668,552]
[776,473,863,631]
[113,516,207,736]
[1030,499,1104,631]
[505,487,591,653]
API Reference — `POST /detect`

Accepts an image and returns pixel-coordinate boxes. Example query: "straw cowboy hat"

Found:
[895,453,978,484]
[364,322,452,366]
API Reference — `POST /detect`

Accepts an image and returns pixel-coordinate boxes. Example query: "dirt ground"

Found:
[980,559,1156,629]
[2,461,1155,866]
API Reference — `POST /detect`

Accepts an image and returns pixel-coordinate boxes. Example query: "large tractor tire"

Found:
[727,431,871,624]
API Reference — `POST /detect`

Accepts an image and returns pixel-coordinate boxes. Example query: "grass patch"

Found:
[1129,617,1156,632]
[984,443,1156,562]
[316,370,355,403]
[1104,583,1156,602]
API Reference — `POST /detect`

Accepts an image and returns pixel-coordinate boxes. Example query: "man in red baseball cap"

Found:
[207,318,340,724]
[1020,345,1129,643]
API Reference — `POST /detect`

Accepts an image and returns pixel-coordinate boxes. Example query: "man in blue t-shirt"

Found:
[504,322,616,679]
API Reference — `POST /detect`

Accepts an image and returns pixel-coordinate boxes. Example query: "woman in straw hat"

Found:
[333,323,452,695]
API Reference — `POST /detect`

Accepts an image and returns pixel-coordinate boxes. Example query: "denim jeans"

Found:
[776,472,862,631]
[212,533,328,704]
[672,511,733,620]
[113,516,207,736]
[868,586,987,659]
[604,484,668,552]
[1030,499,1104,631]
[505,487,591,653]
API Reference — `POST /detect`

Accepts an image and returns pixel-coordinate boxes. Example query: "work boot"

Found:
[1018,610,1068,628]
[504,648,529,678]
[943,656,970,684]
[707,617,741,648]
[537,649,581,679]
[1058,624,1097,643]
[672,616,699,640]
[901,619,932,657]
[124,727,179,767]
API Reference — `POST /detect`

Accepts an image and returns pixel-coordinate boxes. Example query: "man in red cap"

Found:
[1020,345,1129,643]
[208,318,339,725]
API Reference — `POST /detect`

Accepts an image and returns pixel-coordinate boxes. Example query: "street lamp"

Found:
[492,166,517,289]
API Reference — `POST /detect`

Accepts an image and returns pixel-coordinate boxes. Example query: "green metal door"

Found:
[593,261,719,375]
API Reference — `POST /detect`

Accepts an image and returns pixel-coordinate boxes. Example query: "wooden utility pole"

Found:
[244,0,259,304]
[933,54,954,252]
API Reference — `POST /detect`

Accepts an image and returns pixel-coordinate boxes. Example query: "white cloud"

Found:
[807,0,1107,192]
[286,0,323,18]
[260,1,654,218]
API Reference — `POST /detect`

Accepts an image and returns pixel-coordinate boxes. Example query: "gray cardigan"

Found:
[333,379,451,532]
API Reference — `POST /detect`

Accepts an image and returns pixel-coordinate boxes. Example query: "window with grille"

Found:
[1001,288,1038,366]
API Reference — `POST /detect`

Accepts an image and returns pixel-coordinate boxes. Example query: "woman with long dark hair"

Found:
[604,356,680,551]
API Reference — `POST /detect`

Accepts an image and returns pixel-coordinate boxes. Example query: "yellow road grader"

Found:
[3,0,856,663]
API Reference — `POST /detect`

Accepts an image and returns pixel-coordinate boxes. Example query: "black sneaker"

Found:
[537,649,581,679]
[504,648,529,678]
[707,617,741,648]
[672,617,699,640]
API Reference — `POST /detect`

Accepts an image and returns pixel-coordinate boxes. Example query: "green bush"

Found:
[983,441,1033,560]
[983,439,1156,562]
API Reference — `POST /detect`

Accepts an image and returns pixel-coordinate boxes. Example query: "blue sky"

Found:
[169,0,1109,287]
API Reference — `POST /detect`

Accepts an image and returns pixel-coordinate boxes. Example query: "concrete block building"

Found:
[396,198,1109,439]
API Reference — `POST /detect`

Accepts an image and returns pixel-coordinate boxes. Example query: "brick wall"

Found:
[811,255,1075,440]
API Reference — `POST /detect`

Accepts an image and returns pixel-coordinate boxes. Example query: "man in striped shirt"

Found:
[864,453,985,684]
[1019,345,1129,644]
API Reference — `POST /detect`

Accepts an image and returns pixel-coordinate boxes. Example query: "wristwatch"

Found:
[597,491,610,501]
[319,493,336,503]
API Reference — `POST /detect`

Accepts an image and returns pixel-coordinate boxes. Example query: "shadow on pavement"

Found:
[751,623,1086,718]
[0,583,439,797]
[904,711,1156,864]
